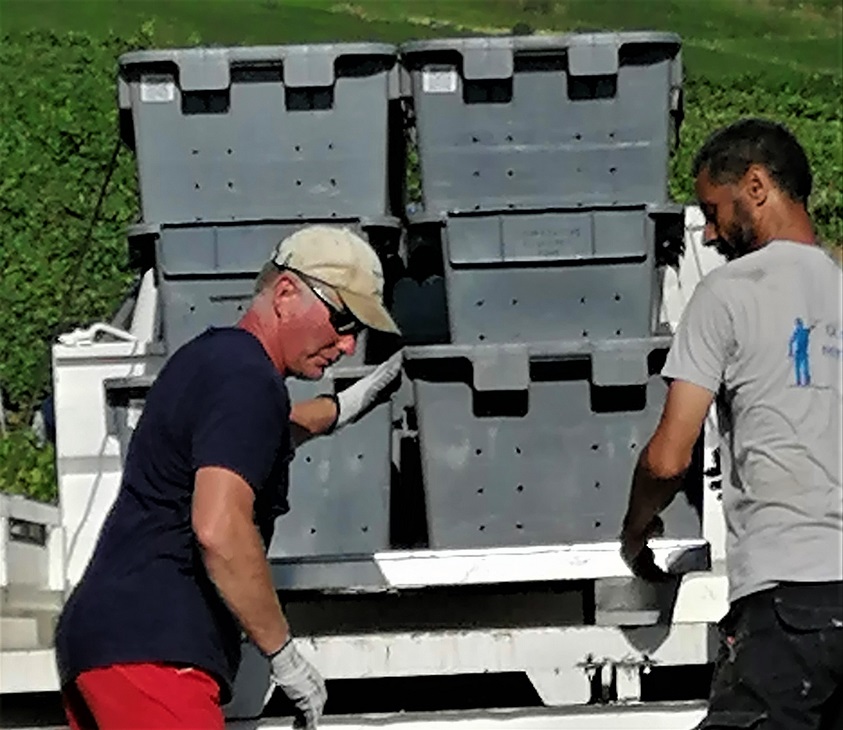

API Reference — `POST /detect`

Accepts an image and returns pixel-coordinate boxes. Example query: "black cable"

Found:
[26,137,123,423]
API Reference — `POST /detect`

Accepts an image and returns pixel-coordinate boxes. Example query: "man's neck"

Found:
[757,204,816,247]
[237,312,287,375]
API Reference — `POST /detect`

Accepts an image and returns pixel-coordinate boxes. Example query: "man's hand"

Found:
[620,516,670,582]
[335,351,402,430]
[267,638,327,729]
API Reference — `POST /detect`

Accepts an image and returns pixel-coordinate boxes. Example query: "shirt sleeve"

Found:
[190,366,291,495]
[662,280,733,393]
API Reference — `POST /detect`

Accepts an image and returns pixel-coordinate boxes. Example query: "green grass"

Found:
[1,0,840,81]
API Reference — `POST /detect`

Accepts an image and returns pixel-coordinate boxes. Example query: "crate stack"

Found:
[117,43,406,560]
[398,32,701,549]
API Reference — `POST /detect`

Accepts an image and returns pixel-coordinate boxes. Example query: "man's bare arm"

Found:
[289,397,338,447]
[192,466,289,655]
[622,380,715,544]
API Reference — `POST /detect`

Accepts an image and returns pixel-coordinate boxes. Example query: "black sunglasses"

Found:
[274,264,364,335]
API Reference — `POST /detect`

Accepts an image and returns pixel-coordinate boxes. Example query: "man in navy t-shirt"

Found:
[55,225,402,730]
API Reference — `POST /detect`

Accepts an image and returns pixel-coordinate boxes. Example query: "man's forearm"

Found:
[290,397,338,446]
[623,449,686,535]
[199,518,289,656]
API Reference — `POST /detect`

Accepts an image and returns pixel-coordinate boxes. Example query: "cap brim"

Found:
[338,289,401,335]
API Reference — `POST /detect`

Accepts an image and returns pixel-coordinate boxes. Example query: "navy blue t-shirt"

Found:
[54,327,292,701]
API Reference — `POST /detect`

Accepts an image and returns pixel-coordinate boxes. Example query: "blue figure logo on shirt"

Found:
[788,318,813,386]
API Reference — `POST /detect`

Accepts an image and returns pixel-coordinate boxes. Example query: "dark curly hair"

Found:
[692,118,813,205]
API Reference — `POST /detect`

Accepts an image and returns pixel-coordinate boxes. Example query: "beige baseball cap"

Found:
[272,225,400,335]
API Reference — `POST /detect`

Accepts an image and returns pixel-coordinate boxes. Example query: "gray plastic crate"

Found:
[402,32,682,214]
[406,339,702,550]
[267,372,394,559]
[118,44,403,224]
[103,366,394,561]
[410,203,681,345]
[127,217,401,354]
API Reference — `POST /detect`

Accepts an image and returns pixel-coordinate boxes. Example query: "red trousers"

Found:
[61,663,225,730]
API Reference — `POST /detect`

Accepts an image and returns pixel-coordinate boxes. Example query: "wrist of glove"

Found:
[325,351,403,432]
[267,638,327,729]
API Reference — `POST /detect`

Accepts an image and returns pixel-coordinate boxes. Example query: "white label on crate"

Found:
[422,69,457,94]
[140,74,175,103]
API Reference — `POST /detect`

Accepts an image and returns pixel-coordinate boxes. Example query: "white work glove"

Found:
[266,638,327,729]
[333,351,403,430]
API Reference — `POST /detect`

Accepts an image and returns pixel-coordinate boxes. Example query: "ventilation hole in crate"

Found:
[357,453,364,460]
[516,522,524,530]
[310,527,317,535]
[515,447,522,455]
[516,484,524,493]
[330,178,337,187]
[507,203,515,209]
[194,183,200,190]
[189,306,196,313]
[574,133,582,140]
[630,442,637,450]
[328,143,334,150]
[506,170,514,177]
[609,132,615,139]
[305,456,312,463]
[477,488,484,495]
[505,134,513,142]
[295,180,302,186]
[614,294,621,301]
[609,167,617,174]
[479,525,486,531]
[331,212,337,217]
[227,148,233,154]
[471,135,479,143]
[474,204,481,211]
[191,149,199,155]
[227,181,234,189]
[478,334,486,341]
[591,443,600,451]
[511,298,518,305]
[582,330,589,337]
[476,300,484,307]
[594,481,601,489]
[473,170,480,177]
[594,520,602,528]
[616,329,622,336]
[295,145,302,152]
[580,297,586,304]
[236,305,243,312]
[475,448,483,456]
[361,526,369,533]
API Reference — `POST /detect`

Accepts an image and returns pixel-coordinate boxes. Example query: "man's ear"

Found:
[743,164,771,207]
[272,272,300,315]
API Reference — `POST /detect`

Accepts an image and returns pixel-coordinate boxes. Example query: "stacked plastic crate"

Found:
[116,44,405,560]
[399,33,702,548]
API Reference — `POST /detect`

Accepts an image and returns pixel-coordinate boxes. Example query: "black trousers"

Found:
[696,581,843,730]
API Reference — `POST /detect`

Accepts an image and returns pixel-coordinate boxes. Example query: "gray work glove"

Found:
[333,351,403,430]
[266,638,327,729]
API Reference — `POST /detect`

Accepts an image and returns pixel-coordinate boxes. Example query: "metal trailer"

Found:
[0,206,729,729]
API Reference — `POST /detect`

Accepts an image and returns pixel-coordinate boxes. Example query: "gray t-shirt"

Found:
[663,240,843,602]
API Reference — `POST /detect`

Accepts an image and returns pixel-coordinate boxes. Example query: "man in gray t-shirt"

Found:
[620,118,842,730]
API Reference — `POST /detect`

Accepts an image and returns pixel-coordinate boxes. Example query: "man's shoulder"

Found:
[170,328,288,403]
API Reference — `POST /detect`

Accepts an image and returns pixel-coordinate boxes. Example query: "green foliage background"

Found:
[1,3,841,502]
